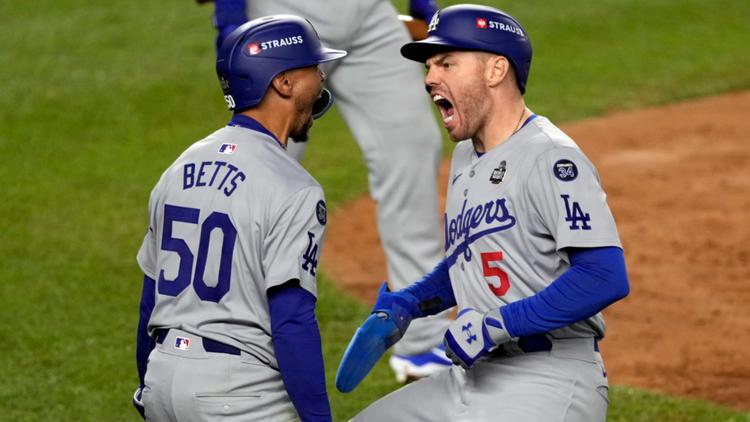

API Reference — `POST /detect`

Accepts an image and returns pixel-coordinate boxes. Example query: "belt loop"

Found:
[154,328,168,344]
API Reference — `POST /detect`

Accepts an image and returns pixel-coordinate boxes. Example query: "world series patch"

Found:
[489,160,507,184]
[553,159,578,181]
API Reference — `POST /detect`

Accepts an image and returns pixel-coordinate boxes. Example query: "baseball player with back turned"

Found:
[203,0,454,382]
[335,4,630,421]
[132,16,346,421]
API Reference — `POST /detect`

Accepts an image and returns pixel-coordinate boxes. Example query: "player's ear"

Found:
[485,55,510,88]
[270,71,294,99]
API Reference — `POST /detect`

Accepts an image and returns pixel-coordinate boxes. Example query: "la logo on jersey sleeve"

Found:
[560,194,591,230]
[301,200,327,277]
[302,231,319,276]
[552,159,592,230]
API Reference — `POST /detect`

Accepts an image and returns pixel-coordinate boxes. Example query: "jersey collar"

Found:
[474,113,539,157]
[228,114,285,149]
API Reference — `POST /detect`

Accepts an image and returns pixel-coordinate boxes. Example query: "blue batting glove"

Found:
[132,385,145,420]
[409,0,439,22]
[443,308,512,369]
[371,281,419,335]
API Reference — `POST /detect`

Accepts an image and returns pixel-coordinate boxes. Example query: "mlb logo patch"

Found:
[219,143,237,154]
[247,43,261,55]
[174,337,191,350]
[476,18,488,29]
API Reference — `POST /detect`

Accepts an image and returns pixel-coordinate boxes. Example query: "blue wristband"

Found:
[402,259,456,317]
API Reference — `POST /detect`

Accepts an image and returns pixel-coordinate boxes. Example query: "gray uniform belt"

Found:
[154,328,241,356]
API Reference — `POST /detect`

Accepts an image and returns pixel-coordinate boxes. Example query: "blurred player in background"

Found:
[203,0,453,381]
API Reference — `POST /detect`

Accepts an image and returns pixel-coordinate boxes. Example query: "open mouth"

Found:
[432,94,455,124]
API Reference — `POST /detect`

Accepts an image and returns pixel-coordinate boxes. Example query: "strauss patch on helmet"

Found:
[487,20,524,36]
[247,35,305,55]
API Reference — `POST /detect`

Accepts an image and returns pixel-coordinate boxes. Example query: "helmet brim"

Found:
[401,36,467,63]
[317,47,347,64]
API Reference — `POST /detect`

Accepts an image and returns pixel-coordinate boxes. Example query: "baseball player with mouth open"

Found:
[132,15,345,421]
[336,4,630,421]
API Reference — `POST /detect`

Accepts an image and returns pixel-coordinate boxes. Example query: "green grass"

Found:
[1,0,749,420]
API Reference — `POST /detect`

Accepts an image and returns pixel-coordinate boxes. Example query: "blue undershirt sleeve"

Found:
[501,247,630,338]
[213,0,248,50]
[136,275,156,386]
[401,258,457,317]
[409,0,439,21]
[268,281,331,422]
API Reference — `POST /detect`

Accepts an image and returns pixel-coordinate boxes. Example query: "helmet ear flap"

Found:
[312,88,333,120]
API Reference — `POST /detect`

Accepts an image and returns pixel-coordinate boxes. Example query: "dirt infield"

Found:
[321,91,750,409]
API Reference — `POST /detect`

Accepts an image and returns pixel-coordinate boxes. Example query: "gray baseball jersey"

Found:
[444,115,621,339]
[137,124,327,369]
[353,115,618,421]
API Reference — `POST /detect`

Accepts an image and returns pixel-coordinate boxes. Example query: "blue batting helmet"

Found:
[216,15,347,116]
[401,4,532,94]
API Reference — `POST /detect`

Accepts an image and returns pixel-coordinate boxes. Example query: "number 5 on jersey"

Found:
[481,251,510,297]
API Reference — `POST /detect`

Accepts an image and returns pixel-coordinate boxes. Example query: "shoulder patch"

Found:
[553,159,578,181]
[316,200,327,225]
[218,143,237,154]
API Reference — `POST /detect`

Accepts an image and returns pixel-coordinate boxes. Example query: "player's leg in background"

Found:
[321,0,451,362]
[244,0,451,378]
[242,0,361,162]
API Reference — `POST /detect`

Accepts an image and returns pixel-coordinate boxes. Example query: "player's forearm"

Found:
[500,247,630,338]
[213,0,248,49]
[135,275,156,386]
[269,283,332,422]
[401,258,457,317]
[409,0,439,21]
[214,0,247,27]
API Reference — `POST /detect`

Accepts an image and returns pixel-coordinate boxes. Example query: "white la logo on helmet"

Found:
[428,10,440,32]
